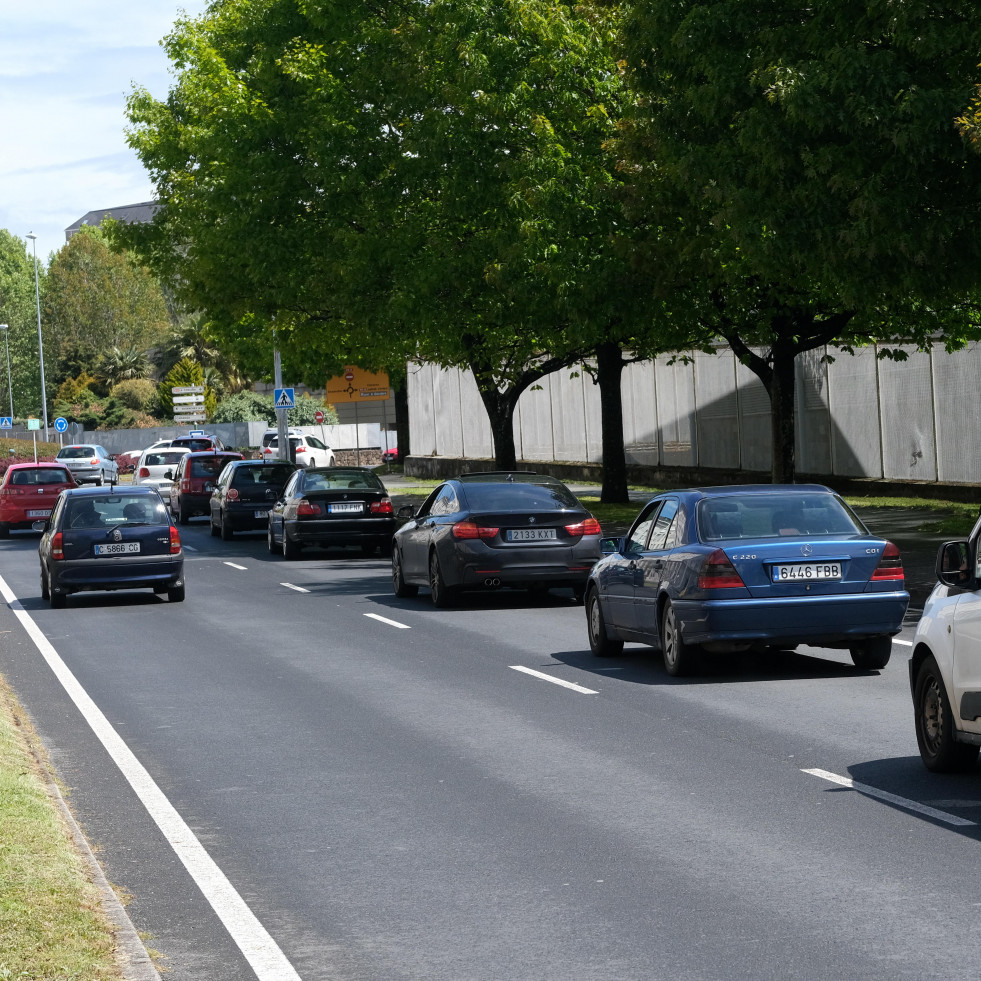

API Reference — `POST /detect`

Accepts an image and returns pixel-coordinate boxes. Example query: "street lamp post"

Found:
[0,324,12,420]
[25,233,48,439]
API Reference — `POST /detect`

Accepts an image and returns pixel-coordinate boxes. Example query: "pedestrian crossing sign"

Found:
[0,417,10,429]
[274,388,295,409]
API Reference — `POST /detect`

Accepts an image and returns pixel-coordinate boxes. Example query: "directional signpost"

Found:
[173,385,206,425]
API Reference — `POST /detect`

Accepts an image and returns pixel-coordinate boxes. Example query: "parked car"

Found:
[382,446,399,464]
[54,444,119,485]
[261,427,305,450]
[170,434,225,452]
[209,459,298,539]
[584,484,909,676]
[36,485,184,607]
[910,518,981,772]
[267,466,394,558]
[168,451,244,523]
[391,472,602,607]
[133,447,191,495]
[262,432,334,467]
[0,463,77,536]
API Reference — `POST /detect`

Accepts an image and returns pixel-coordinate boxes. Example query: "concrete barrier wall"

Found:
[407,342,981,486]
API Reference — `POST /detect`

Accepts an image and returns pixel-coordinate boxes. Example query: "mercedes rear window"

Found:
[697,493,866,542]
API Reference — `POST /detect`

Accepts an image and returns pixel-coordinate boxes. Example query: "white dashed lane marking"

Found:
[364,613,410,629]
[223,562,247,570]
[281,583,310,593]
[803,768,975,827]
[510,665,598,694]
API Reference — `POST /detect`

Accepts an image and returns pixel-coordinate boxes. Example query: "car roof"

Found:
[61,485,161,498]
[57,443,103,450]
[6,462,70,469]
[227,459,295,467]
[681,483,833,499]
[183,450,242,458]
[455,471,561,485]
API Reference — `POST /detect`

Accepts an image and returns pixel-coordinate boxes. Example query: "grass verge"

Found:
[0,676,122,980]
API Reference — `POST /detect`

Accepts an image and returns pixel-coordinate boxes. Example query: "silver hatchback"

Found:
[54,444,119,485]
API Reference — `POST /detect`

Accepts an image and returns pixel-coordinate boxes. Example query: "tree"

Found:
[612,0,981,480]
[97,345,153,389]
[45,226,170,384]
[119,0,657,480]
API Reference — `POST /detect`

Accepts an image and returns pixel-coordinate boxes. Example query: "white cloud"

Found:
[0,1,207,261]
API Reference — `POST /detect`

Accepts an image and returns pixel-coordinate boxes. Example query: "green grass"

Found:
[0,679,121,980]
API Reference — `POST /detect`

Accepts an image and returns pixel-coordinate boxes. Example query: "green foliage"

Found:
[55,372,98,404]
[110,377,161,415]
[212,389,338,425]
[45,226,171,385]
[97,344,153,389]
[159,357,217,419]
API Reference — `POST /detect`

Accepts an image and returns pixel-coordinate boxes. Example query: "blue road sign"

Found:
[54,416,68,433]
[274,387,296,409]
[0,417,10,430]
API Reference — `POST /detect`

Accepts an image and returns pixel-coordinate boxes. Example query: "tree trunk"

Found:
[768,345,797,483]
[478,388,518,470]
[595,341,629,503]
[392,375,410,463]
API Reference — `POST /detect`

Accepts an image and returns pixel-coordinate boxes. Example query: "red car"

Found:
[168,451,244,523]
[0,463,77,536]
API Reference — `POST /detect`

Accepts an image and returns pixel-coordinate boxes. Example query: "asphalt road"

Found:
[1,513,981,981]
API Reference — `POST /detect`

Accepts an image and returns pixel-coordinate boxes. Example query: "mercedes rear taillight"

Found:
[698,549,745,589]
[870,542,904,581]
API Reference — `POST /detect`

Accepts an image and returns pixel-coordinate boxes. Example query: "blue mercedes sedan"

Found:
[585,485,909,676]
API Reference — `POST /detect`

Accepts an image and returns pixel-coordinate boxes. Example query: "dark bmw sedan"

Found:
[585,484,909,676]
[267,467,396,558]
[209,459,298,539]
[392,472,602,607]
[37,486,184,607]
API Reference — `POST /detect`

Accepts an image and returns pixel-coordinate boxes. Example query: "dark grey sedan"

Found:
[391,472,602,607]
[37,486,184,607]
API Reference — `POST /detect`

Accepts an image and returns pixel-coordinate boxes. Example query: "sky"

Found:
[0,1,209,265]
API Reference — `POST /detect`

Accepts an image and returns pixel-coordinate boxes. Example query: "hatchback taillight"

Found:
[870,542,904,581]
[370,499,394,515]
[452,521,499,540]
[698,549,745,589]
[565,517,602,537]
[294,445,306,453]
[296,499,322,516]
[51,532,64,561]
[169,526,181,554]
[137,467,150,478]
[226,488,239,501]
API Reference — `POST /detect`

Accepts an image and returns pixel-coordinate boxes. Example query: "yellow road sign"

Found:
[325,366,390,403]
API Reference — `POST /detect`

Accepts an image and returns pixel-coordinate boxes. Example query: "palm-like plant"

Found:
[97,345,152,388]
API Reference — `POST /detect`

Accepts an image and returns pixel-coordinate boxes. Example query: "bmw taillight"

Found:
[870,542,904,581]
[565,517,602,537]
[296,499,322,516]
[370,499,394,515]
[51,532,64,561]
[698,549,745,589]
[169,526,181,554]
[137,467,150,478]
[452,521,499,540]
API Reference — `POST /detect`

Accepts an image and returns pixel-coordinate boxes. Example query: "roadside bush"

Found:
[111,378,161,416]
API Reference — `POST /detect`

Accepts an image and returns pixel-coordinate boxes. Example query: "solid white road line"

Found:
[281,583,310,593]
[893,639,913,647]
[364,613,410,629]
[224,562,247,571]
[803,767,975,828]
[0,574,303,981]
[510,665,598,694]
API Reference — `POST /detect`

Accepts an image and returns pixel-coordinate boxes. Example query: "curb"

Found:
[22,723,162,980]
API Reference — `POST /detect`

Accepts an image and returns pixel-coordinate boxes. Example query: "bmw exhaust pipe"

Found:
[484,577,501,587]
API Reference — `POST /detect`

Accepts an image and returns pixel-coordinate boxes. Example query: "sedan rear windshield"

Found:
[173,439,214,451]
[303,470,384,491]
[461,482,581,511]
[231,466,295,488]
[7,467,71,485]
[697,493,865,542]
[57,447,99,459]
[190,457,231,477]
[144,451,187,466]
